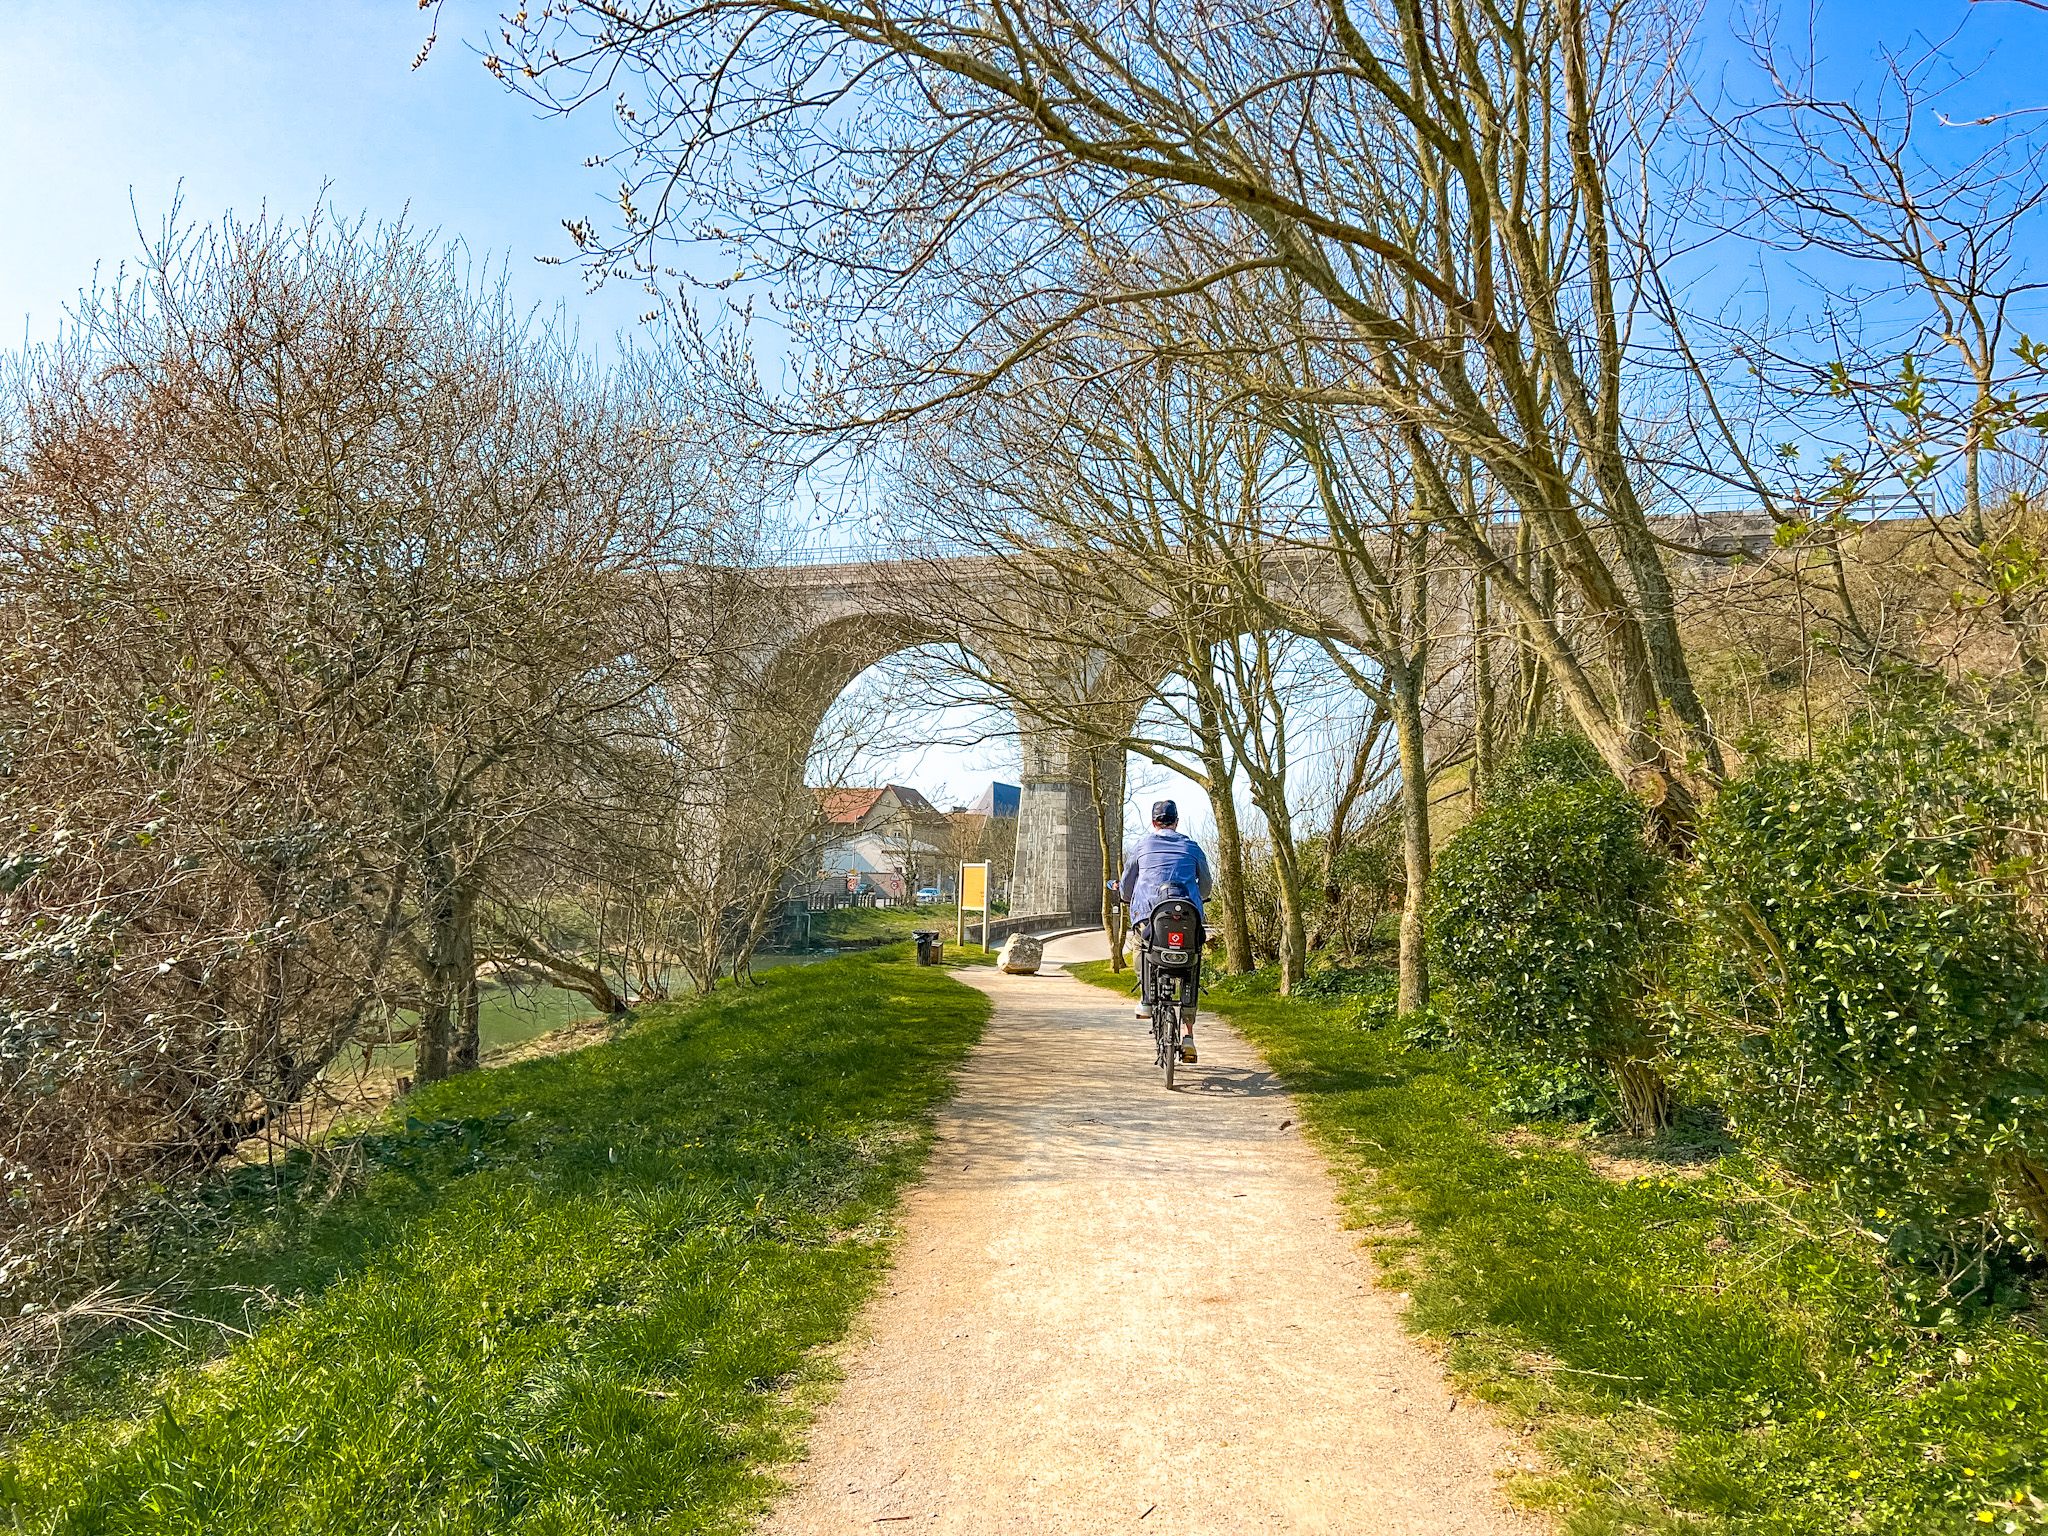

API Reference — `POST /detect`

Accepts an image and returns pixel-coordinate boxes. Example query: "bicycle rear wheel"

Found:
[1160,974,1179,1088]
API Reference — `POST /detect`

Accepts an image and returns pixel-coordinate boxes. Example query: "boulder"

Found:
[997,933,1044,974]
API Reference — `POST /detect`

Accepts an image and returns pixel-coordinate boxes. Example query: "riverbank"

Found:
[0,946,989,1535]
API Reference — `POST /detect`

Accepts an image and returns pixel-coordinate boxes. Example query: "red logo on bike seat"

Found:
[1167,930,1185,948]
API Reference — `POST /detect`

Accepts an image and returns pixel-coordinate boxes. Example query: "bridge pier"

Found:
[1009,730,1123,928]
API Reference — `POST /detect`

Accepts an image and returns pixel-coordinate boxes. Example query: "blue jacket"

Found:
[1119,828,1214,923]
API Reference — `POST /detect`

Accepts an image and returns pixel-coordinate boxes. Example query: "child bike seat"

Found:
[1148,897,1205,966]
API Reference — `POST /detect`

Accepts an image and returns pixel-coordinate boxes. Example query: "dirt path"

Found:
[762,934,1538,1534]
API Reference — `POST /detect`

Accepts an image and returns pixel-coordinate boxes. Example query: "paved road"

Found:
[761,932,1538,1534]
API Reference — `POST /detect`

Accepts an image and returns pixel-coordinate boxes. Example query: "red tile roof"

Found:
[816,784,941,825]
[818,786,888,825]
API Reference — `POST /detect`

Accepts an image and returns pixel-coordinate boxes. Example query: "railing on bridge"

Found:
[774,545,888,568]
[770,505,1781,574]
[772,541,986,570]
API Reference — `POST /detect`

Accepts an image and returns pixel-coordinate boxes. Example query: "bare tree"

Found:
[1679,19,2048,691]
[894,333,1398,993]
[0,208,765,1288]
[496,0,1732,826]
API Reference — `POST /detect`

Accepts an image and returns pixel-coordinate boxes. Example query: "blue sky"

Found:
[0,1,653,351]
[1697,0,2044,104]
[6,2,2040,391]
[4,0,2043,839]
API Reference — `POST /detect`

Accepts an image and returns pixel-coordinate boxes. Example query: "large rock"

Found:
[998,933,1044,974]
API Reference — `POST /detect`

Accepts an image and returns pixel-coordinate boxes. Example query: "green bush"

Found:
[1427,776,1676,1133]
[1684,721,2048,1257]
[1289,962,1394,1002]
[1300,825,1404,960]
[1482,729,1605,808]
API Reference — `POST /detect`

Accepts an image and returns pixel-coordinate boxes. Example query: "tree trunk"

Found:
[476,917,627,1015]
[684,919,721,995]
[415,838,475,1085]
[1269,837,1309,993]
[1086,745,1129,971]
[1209,789,1255,974]
[1312,718,1382,956]
[1393,514,1433,1017]
[1193,684,1255,974]
[2000,1153,2048,1249]
[1609,1054,1674,1137]
[730,883,784,984]
[1390,671,1432,1017]
[1514,521,1539,733]
[420,896,477,1079]
[453,958,481,1073]
[1228,638,1309,993]
[1530,553,1558,734]
[1436,513,1703,842]
[1472,565,1494,810]
[416,996,450,1084]
[1603,499,1728,782]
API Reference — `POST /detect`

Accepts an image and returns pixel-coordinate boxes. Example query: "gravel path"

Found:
[761,933,1539,1534]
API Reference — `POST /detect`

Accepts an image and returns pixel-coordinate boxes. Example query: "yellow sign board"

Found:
[958,861,992,948]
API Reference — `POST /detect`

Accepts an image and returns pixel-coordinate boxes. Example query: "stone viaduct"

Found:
[760,514,1777,935]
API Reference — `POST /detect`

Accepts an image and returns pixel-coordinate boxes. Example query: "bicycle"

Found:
[1139,896,1204,1090]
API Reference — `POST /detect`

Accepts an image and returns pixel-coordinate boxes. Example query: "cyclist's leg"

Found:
[1135,937,1155,1019]
[1177,957,1201,1060]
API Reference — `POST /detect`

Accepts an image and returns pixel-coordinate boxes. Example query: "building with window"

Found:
[809,784,948,900]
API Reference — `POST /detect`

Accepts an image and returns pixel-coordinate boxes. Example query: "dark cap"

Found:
[1150,799,1179,825]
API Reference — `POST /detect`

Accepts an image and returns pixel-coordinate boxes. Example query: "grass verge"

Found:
[1072,959,2048,1535]
[2,944,987,1535]
[805,903,1009,944]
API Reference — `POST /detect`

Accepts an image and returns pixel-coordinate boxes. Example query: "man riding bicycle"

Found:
[1118,799,1214,1064]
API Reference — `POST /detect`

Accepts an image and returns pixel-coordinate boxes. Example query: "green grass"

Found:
[2,944,988,1535]
[805,903,1008,943]
[1073,959,2048,1535]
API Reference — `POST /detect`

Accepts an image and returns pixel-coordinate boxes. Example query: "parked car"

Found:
[915,887,942,904]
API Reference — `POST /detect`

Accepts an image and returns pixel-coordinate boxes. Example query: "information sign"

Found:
[958,861,991,949]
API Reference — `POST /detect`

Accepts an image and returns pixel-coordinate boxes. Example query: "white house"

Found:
[810,784,947,899]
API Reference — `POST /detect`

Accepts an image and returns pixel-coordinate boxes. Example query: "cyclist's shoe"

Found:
[1178,1036,1198,1064]
[1134,1003,1153,1021]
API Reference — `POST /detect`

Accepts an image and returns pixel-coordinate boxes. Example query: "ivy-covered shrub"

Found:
[1482,729,1605,808]
[1427,774,1676,1133]
[1684,721,2048,1255]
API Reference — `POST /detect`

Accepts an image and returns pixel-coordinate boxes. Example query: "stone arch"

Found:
[752,575,1127,930]
[758,607,961,761]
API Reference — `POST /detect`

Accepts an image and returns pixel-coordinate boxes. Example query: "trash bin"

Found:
[912,929,943,966]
